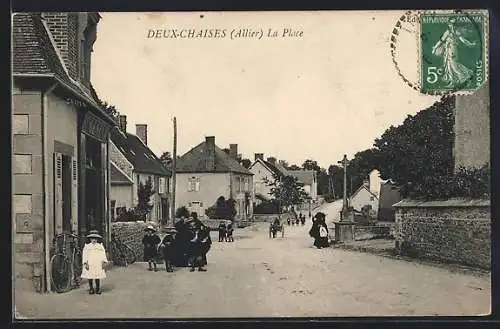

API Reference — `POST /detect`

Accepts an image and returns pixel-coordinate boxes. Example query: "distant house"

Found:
[174,136,254,222]
[249,154,288,203]
[287,170,318,201]
[377,180,403,222]
[110,116,170,224]
[349,169,381,215]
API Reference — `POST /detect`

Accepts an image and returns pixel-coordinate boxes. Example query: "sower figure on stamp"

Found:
[142,225,161,271]
[431,18,477,88]
[81,230,109,295]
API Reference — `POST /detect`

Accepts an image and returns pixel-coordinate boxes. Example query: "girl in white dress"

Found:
[81,230,108,295]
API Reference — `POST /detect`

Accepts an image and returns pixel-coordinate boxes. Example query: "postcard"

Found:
[12,10,491,319]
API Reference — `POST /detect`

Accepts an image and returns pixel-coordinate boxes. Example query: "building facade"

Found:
[175,137,253,222]
[110,117,170,224]
[349,169,381,215]
[12,12,115,293]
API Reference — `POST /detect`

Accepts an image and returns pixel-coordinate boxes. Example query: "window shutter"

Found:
[71,157,78,233]
[159,177,165,194]
[54,153,63,234]
[195,180,200,191]
[187,180,192,192]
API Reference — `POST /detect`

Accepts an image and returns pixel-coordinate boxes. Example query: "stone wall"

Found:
[354,225,392,241]
[393,199,491,269]
[111,221,150,262]
[12,89,45,293]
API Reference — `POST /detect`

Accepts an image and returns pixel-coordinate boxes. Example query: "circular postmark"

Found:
[390,9,488,96]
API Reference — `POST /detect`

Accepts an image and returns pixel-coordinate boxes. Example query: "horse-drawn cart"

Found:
[269,221,285,239]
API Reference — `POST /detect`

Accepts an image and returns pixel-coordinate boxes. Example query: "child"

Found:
[218,221,227,242]
[226,223,234,242]
[159,233,175,272]
[81,230,108,295]
[142,225,161,271]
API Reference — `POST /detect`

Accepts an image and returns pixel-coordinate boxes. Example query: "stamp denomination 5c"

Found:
[419,11,488,95]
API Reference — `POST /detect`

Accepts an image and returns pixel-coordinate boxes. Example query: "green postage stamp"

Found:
[419,10,488,95]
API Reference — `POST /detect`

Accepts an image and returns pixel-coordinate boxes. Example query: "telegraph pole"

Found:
[170,117,177,224]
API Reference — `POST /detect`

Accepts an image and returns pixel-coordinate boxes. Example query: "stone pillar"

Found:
[453,84,490,171]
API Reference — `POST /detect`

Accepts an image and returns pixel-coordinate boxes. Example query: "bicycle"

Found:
[110,232,137,266]
[50,232,81,293]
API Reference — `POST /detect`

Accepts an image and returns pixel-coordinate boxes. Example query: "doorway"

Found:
[84,137,103,234]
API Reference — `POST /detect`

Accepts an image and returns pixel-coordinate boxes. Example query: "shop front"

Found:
[78,110,112,248]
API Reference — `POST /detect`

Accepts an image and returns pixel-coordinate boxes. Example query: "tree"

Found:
[175,206,190,219]
[286,164,301,170]
[208,196,238,221]
[327,165,344,199]
[302,159,321,172]
[264,173,309,213]
[240,158,252,169]
[214,196,227,219]
[160,151,172,167]
[136,177,155,219]
[345,148,383,195]
[374,96,455,198]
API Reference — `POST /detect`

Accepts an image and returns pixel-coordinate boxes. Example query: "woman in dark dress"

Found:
[198,223,212,270]
[309,212,329,249]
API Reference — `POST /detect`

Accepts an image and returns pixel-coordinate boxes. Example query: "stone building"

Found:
[110,116,170,224]
[12,12,115,292]
[174,137,254,222]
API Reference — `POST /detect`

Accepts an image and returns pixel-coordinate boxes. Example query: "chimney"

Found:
[229,144,238,159]
[118,115,127,132]
[41,13,100,82]
[254,153,264,161]
[205,136,216,171]
[136,124,148,145]
[267,157,276,165]
[363,179,370,188]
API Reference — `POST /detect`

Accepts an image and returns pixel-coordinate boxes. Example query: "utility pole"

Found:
[170,117,177,225]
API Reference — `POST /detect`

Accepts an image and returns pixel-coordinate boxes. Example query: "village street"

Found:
[15,213,490,319]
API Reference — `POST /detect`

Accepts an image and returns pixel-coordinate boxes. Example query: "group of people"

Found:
[286,212,308,226]
[217,221,234,242]
[308,212,330,249]
[145,216,213,273]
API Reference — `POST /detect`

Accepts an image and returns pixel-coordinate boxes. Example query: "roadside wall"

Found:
[393,199,490,269]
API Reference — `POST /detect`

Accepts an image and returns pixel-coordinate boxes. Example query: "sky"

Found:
[91,11,440,168]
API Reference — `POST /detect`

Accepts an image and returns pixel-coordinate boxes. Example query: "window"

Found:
[370,196,375,201]
[188,177,200,192]
[244,178,249,192]
[159,177,166,194]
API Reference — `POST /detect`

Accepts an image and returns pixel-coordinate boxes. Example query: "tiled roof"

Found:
[350,185,379,201]
[176,141,252,175]
[250,158,288,178]
[288,170,316,185]
[110,127,170,177]
[12,13,115,124]
[110,162,133,185]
